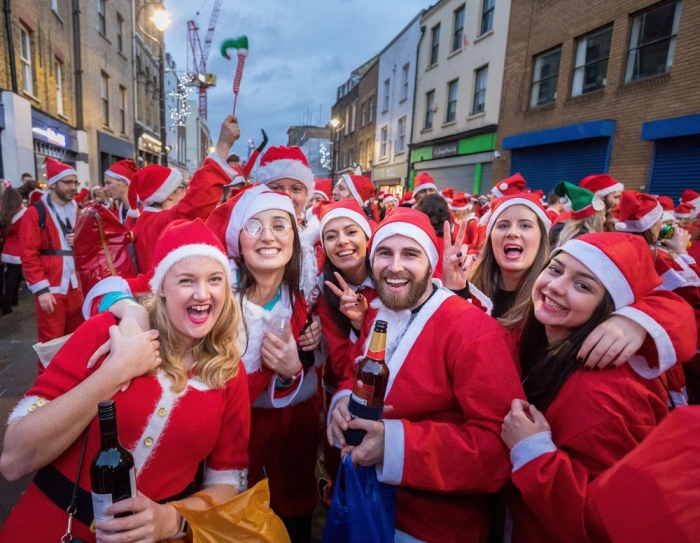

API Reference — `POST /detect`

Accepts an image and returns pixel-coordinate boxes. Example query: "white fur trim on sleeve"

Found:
[81,276,133,320]
[7,396,47,424]
[510,431,557,471]
[467,281,493,316]
[28,279,51,294]
[207,152,240,182]
[375,418,404,485]
[203,467,249,491]
[613,306,676,377]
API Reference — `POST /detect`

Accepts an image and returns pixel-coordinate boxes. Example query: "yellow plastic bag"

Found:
[162,479,291,543]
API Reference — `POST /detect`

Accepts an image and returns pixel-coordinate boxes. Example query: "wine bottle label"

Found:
[92,492,114,522]
[351,379,375,406]
[129,467,137,498]
[367,348,385,360]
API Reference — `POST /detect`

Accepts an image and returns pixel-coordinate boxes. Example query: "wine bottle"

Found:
[90,400,137,522]
[344,320,390,446]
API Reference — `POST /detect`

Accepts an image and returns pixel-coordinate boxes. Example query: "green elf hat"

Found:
[555,181,605,220]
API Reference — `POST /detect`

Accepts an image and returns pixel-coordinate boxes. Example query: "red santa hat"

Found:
[205,183,296,261]
[341,174,375,206]
[681,189,700,209]
[319,199,373,248]
[674,203,694,220]
[44,157,77,186]
[553,232,662,310]
[254,146,314,193]
[440,187,454,203]
[313,178,332,201]
[128,165,183,214]
[449,192,470,211]
[413,172,438,196]
[491,173,527,198]
[657,195,674,211]
[486,193,551,236]
[399,191,415,206]
[614,190,663,233]
[369,207,439,270]
[578,174,624,199]
[104,159,138,185]
[149,218,231,294]
[29,189,45,205]
[74,187,89,203]
[383,194,398,206]
[377,191,386,202]
[225,164,247,188]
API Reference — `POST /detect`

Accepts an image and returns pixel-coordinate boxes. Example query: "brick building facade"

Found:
[494,0,699,201]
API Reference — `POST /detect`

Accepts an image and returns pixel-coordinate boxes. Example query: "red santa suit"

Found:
[131,154,236,273]
[332,287,525,543]
[0,313,250,542]
[1,207,25,265]
[21,192,84,345]
[589,405,700,543]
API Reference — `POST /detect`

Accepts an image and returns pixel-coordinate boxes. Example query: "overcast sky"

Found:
[164,0,429,158]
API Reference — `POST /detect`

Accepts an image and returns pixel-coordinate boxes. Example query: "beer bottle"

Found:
[344,320,390,446]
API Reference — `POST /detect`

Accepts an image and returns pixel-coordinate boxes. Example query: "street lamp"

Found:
[329,117,343,185]
[136,1,171,166]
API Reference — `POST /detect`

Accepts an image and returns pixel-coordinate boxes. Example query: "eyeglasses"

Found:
[242,218,292,238]
[59,180,80,187]
[268,184,307,196]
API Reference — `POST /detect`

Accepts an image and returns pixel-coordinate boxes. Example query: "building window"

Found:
[430,24,440,66]
[117,14,124,52]
[97,0,106,35]
[56,60,64,115]
[101,72,109,126]
[401,64,409,101]
[20,27,33,96]
[425,90,435,129]
[481,0,495,36]
[119,85,126,134]
[361,102,367,126]
[625,0,682,83]
[382,79,390,112]
[359,141,365,168]
[350,102,356,132]
[530,48,561,107]
[572,26,612,97]
[344,108,349,135]
[446,79,459,122]
[380,126,388,158]
[472,67,487,114]
[368,96,375,122]
[366,139,372,165]
[396,117,406,153]
[452,5,465,52]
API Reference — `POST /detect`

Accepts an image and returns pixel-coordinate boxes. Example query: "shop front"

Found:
[98,131,135,183]
[135,125,161,168]
[373,161,407,196]
[32,109,81,188]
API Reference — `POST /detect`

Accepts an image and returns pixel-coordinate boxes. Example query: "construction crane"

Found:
[187,0,223,119]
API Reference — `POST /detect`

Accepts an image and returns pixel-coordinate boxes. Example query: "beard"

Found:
[53,184,75,203]
[373,265,432,311]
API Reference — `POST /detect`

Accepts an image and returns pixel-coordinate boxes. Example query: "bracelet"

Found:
[173,512,189,538]
[276,367,302,387]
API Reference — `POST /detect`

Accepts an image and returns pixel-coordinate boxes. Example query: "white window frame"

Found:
[117,13,124,52]
[382,79,390,112]
[530,48,561,107]
[401,63,409,101]
[20,26,33,96]
[361,102,367,126]
[452,5,465,52]
[350,102,356,133]
[572,26,613,97]
[625,0,682,83]
[366,138,372,165]
[480,0,495,36]
[425,90,435,129]
[344,108,349,135]
[368,96,375,122]
[359,141,365,168]
[56,60,64,116]
[101,72,110,126]
[380,126,388,159]
[446,79,459,122]
[51,0,59,13]
[97,0,106,35]
[119,85,126,134]
[430,24,440,66]
[472,67,488,115]
[396,117,406,153]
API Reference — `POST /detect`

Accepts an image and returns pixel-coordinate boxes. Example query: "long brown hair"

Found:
[470,215,550,330]
[0,188,22,230]
[141,262,240,393]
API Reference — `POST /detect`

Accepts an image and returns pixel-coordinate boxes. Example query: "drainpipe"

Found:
[3,0,18,93]
[71,0,83,129]
[407,25,426,192]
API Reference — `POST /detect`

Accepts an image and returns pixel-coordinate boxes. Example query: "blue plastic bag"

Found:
[321,455,396,543]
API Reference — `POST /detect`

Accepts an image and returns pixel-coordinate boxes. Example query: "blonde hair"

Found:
[141,266,240,393]
[555,210,605,248]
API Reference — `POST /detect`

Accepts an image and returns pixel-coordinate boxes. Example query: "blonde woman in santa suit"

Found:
[0,219,250,542]
[501,232,697,543]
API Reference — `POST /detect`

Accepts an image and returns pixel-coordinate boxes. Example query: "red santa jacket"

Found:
[507,365,669,543]
[1,207,26,264]
[134,154,236,273]
[334,287,525,543]
[20,193,78,294]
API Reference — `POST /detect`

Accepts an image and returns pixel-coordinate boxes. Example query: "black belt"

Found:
[33,464,197,527]
[39,249,73,256]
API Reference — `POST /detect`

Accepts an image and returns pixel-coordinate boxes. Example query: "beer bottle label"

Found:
[351,379,376,406]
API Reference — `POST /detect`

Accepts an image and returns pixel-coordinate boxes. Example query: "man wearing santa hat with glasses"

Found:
[21,158,84,358]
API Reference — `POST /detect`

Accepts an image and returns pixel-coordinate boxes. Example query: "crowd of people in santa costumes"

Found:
[2,109,700,543]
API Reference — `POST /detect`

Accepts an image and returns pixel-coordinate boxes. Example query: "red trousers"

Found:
[34,287,84,372]
[248,395,321,517]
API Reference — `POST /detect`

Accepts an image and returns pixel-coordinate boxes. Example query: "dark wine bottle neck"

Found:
[99,417,120,448]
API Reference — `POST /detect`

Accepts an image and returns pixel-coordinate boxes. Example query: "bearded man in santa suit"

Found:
[328,207,524,543]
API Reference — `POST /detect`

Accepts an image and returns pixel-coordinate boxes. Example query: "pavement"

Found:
[0,287,328,539]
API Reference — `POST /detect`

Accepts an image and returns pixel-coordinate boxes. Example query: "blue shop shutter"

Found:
[648,136,700,203]
[509,137,610,194]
